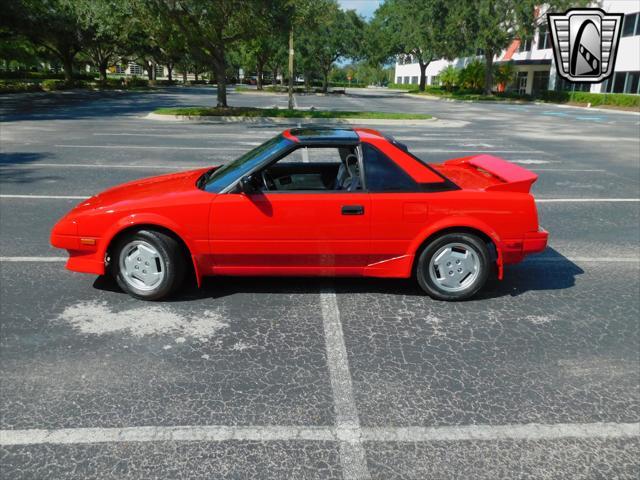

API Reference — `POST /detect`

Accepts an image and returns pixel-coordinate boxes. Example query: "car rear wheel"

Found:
[113,230,185,300]
[416,233,490,301]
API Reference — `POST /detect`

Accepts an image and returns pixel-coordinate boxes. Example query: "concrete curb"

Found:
[145,112,437,126]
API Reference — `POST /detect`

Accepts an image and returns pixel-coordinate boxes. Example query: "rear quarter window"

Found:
[362,143,419,192]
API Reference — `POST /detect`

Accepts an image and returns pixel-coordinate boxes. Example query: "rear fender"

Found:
[100,214,203,287]
[410,216,504,280]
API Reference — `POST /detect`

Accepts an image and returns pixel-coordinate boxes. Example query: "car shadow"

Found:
[92,247,584,302]
[0,152,63,185]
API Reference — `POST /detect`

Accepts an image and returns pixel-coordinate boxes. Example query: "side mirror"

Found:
[239,174,257,194]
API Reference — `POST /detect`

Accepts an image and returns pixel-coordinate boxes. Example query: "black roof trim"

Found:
[289,127,359,145]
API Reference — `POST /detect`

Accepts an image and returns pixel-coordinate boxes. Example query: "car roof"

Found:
[283,127,383,146]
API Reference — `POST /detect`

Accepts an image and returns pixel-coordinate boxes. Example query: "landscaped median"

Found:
[392,84,640,111]
[147,106,435,125]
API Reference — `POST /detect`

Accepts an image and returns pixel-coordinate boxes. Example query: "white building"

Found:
[394,1,640,95]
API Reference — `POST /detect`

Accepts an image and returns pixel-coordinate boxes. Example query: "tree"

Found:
[369,0,462,92]
[298,3,364,93]
[156,0,271,107]
[454,0,589,95]
[439,65,458,91]
[2,0,87,81]
[72,0,134,82]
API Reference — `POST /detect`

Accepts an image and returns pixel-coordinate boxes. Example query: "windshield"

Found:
[204,135,293,193]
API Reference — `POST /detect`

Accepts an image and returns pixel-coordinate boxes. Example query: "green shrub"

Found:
[0,80,43,93]
[188,79,208,85]
[123,76,149,88]
[387,82,419,91]
[538,90,639,107]
[459,60,485,90]
[41,79,87,90]
[439,65,459,91]
[97,77,124,89]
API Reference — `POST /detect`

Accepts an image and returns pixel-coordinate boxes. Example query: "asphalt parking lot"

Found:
[1,86,639,479]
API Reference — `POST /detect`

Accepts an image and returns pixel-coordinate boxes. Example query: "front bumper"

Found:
[50,232,105,275]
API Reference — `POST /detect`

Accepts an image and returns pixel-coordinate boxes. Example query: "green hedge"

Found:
[387,82,419,91]
[0,70,96,80]
[0,80,43,93]
[41,79,89,90]
[538,90,640,107]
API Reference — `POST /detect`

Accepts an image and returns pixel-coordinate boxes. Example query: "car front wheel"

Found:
[113,229,185,300]
[416,233,491,301]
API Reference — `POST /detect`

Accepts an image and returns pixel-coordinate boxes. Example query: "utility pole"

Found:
[288,28,294,110]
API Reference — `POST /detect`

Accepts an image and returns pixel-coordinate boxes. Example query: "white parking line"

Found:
[0,257,66,262]
[54,145,246,151]
[362,422,640,442]
[3,163,200,170]
[536,198,640,203]
[0,195,87,200]
[412,149,547,154]
[528,257,640,263]
[1,422,637,446]
[320,289,370,479]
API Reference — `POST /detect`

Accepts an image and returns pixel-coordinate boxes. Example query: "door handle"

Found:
[342,205,364,215]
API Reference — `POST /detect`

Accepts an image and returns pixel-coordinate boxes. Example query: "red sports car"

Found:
[51,127,547,301]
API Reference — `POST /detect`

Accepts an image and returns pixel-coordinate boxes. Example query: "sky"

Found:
[338,0,383,19]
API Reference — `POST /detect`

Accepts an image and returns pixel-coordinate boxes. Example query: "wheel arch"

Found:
[101,216,202,287]
[411,220,503,279]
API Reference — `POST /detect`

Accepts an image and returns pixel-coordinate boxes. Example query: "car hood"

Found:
[90,167,210,207]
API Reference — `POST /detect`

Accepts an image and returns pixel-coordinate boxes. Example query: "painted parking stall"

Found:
[1,87,639,478]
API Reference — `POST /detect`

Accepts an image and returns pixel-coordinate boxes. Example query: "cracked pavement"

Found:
[1,86,639,478]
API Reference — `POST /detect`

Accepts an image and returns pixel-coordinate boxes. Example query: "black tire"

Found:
[112,229,185,301]
[416,232,491,301]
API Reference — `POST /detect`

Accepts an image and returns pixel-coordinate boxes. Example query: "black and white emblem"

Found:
[547,8,623,83]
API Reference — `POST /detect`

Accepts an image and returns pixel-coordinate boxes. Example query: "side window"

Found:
[362,144,418,192]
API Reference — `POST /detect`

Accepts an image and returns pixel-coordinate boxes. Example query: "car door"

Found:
[363,142,431,276]
[208,145,371,276]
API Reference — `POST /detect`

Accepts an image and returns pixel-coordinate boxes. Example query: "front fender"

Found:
[99,213,204,287]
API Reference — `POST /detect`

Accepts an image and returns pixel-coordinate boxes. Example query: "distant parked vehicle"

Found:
[51,127,547,301]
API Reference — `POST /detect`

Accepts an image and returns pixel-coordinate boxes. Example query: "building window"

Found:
[115,65,126,74]
[556,77,591,92]
[519,38,532,52]
[514,71,528,94]
[532,71,549,96]
[404,76,410,84]
[622,12,639,37]
[537,23,551,50]
[396,76,402,84]
[154,64,164,78]
[128,62,143,76]
[411,76,418,84]
[431,75,440,86]
[605,71,640,94]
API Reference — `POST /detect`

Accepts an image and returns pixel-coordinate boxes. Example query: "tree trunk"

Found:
[418,60,429,92]
[98,60,108,83]
[484,50,494,95]
[167,64,173,82]
[213,51,227,107]
[272,67,277,86]
[145,61,153,80]
[288,28,294,110]
[182,70,187,83]
[256,63,263,90]
[194,71,199,81]
[322,70,329,93]
[61,52,74,82]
